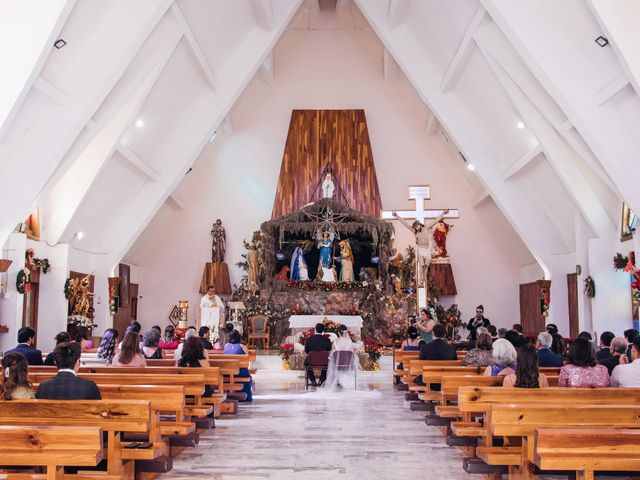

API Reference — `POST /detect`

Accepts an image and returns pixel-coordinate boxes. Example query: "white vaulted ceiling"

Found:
[1,0,639,279]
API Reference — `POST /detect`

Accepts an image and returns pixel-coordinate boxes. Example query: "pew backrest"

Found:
[0,425,103,467]
[458,386,640,413]
[0,399,151,433]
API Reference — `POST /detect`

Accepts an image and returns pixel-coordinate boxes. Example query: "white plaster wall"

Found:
[127,28,530,331]
[0,234,27,353]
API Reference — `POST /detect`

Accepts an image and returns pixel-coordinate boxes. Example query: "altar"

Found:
[288,315,363,339]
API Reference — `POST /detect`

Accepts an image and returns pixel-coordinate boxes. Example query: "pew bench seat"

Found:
[450,421,484,437]
[476,446,522,466]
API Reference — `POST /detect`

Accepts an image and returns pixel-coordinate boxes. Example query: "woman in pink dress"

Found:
[558,337,609,387]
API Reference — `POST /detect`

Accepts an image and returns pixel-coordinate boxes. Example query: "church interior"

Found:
[1,0,640,478]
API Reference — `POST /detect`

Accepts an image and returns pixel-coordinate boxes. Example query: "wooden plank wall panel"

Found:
[272,109,383,219]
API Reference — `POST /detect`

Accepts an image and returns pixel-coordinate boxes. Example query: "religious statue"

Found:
[433,220,453,258]
[290,246,309,281]
[247,246,260,287]
[393,210,449,287]
[335,240,354,282]
[322,173,335,198]
[317,231,333,269]
[211,219,226,263]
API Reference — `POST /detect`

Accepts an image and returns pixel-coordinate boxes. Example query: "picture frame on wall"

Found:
[621,202,638,242]
[119,263,131,307]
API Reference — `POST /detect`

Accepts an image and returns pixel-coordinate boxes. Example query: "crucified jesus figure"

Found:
[392,210,449,290]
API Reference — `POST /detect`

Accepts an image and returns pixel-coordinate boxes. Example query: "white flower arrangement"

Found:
[67,315,97,329]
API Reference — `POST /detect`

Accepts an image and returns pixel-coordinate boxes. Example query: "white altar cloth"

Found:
[289,315,363,339]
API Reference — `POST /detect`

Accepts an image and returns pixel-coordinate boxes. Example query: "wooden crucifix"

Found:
[381,185,459,308]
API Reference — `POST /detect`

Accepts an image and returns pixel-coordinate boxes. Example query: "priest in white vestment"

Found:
[199,286,225,339]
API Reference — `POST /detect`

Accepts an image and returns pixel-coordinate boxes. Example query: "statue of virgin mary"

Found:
[289,246,309,281]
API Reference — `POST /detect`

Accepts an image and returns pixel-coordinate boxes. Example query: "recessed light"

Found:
[135,119,144,128]
[75,231,84,240]
[209,130,218,143]
[517,121,525,129]
[54,39,67,49]
[467,163,475,171]
[595,36,609,48]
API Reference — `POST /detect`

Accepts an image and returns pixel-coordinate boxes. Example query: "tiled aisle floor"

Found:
[164,356,472,480]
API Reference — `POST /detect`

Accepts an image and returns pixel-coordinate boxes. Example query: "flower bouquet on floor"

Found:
[364,338,383,370]
[280,343,294,369]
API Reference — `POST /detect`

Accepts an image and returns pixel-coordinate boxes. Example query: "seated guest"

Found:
[151,325,162,335]
[550,332,565,356]
[44,332,71,366]
[36,342,101,400]
[546,323,559,335]
[611,336,640,387]
[5,327,43,365]
[305,323,332,386]
[484,339,517,376]
[96,328,119,364]
[596,331,615,361]
[224,330,253,402]
[199,326,214,350]
[462,333,493,367]
[419,324,457,361]
[558,337,609,387]
[174,327,197,361]
[141,328,164,359]
[624,329,638,358]
[0,353,34,399]
[118,322,142,350]
[401,326,420,351]
[599,336,627,375]
[506,324,528,348]
[497,328,507,339]
[487,325,498,340]
[74,326,92,352]
[218,322,236,348]
[159,325,179,350]
[178,336,210,368]
[503,344,549,388]
[111,332,147,367]
[536,331,563,367]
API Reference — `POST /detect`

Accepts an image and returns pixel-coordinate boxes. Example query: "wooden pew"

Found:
[0,400,162,478]
[392,349,420,387]
[0,425,103,479]
[454,386,640,443]
[147,358,246,396]
[484,404,640,479]
[533,428,640,480]
[85,366,223,417]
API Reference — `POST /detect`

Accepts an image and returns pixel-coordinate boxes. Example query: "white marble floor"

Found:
[163,355,473,480]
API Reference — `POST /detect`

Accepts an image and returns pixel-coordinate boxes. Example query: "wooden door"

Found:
[113,264,136,336]
[567,273,579,338]
[519,280,550,333]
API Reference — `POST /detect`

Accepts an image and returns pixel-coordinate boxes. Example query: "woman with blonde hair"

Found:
[0,352,34,399]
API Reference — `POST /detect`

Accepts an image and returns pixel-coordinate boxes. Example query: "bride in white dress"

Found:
[322,326,362,391]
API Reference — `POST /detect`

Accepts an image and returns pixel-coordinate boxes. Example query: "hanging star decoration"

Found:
[305,205,348,240]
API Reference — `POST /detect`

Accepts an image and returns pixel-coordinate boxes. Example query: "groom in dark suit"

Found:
[305,323,332,386]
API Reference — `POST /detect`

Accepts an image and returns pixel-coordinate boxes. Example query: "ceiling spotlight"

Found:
[467,163,475,171]
[595,36,609,48]
[74,231,84,240]
[516,121,525,129]
[54,39,67,49]
[209,130,218,143]
[135,119,144,128]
